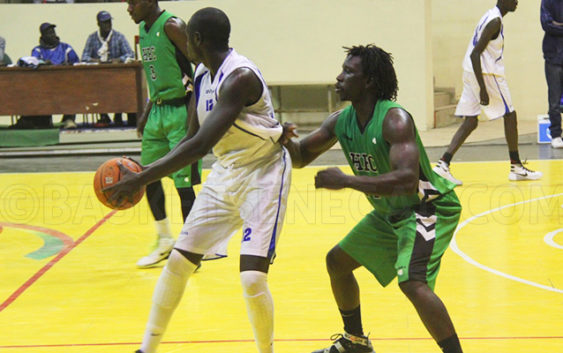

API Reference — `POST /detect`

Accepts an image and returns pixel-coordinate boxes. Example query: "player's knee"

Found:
[240,270,268,297]
[325,248,347,277]
[398,280,428,299]
[464,117,478,131]
[504,110,517,121]
[174,247,203,266]
[167,249,198,274]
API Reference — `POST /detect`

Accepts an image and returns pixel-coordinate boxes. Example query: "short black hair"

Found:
[188,7,230,50]
[344,44,398,101]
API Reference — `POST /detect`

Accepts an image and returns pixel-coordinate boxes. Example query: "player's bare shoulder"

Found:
[383,107,415,141]
[322,109,343,133]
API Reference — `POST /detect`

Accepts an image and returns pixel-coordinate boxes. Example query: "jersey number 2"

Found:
[242,228,252,242]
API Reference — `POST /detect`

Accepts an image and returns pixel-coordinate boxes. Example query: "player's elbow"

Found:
[470,51,481,63]
[291,158,306,169]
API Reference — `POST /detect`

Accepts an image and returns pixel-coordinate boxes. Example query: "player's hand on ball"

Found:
[121,155,145,170]
[102,160,143,207]
[315,167,348,190]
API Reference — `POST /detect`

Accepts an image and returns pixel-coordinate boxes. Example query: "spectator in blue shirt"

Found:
[82,11,136,127]
[541,0,563,148]
[32,23,79,66]
[26,22,79,129]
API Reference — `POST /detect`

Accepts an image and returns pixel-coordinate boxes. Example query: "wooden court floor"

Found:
[0,161,562,353]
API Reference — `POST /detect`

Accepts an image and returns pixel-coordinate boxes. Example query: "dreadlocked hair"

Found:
[344,44,398,101]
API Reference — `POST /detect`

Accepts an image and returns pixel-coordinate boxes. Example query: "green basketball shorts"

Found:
[141,102,201,188]
[339,191,461,290]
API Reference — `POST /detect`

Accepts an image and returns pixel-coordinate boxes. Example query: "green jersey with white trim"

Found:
[139,11,193,101]
[334,100,456,214]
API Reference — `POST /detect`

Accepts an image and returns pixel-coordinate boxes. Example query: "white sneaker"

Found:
[136,237,175,268]
[433,160,463,186]
[509,164,542,181]
[551,136,563,148]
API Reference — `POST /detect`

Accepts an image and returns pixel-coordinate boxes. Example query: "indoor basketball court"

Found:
[0,159,561,353]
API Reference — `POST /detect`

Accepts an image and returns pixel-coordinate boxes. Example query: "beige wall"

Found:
[432,0,546,121]
[0,0,434,129]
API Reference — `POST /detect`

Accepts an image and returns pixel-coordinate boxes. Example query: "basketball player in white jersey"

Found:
[105,7,291,353]
[433,0,542,185]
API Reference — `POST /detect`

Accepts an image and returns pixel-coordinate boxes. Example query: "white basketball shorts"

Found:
[454,71,514,120]
[175,149,291,261]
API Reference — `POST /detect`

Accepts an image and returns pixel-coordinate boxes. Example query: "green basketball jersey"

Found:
[139,11,193,101]
[335,100,456,214]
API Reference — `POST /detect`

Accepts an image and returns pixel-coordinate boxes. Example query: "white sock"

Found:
[240,270,274,353]
[140,250,198,353]
[155,218,173,240]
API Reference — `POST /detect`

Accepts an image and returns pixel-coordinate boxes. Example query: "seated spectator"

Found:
[31,22,79,129]
[32,23,79,65]
[0,36,12,66]
[82,11,136,127]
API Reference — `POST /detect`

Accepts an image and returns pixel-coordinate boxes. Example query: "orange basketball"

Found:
[93,157,145,210]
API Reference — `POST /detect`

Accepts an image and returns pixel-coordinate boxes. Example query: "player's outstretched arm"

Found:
[315,108,419,196]
[104,67,260,200]
[281,110,340,168]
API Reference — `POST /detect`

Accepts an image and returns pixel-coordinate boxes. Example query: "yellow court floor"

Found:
[0,160,562,353]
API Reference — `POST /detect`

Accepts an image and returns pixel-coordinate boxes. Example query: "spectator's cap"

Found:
[40,22,56,35]
[97,10,112,22]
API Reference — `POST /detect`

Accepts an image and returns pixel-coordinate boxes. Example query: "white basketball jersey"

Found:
[194,49,283,168]
[462,6,505,76]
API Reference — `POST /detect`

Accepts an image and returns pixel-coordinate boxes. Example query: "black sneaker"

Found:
[312,332,375,353]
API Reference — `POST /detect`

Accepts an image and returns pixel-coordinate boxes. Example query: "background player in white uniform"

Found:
[106,7,291,353]
[433,0,542,185]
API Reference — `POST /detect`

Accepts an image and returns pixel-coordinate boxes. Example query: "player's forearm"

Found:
[283,139,306,168]
[139,139,206,185]
[138,100,153,126]
[345,171,418,197]
[470,53,486,89]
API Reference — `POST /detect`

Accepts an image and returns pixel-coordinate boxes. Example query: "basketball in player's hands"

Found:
[93,157,145,210]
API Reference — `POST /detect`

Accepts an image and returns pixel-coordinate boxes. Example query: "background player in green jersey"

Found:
[127,0,202,268]
[281,45,464,353]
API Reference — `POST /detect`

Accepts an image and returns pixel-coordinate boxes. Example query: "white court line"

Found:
[450,192,563,294]
[544,229,563,250]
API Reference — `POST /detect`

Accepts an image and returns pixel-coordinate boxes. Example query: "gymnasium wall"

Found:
[432,0,546,122]
[0,0,435,130]
[1,0,548,129]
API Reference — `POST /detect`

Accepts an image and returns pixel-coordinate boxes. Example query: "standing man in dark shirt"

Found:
[541,0,563,148]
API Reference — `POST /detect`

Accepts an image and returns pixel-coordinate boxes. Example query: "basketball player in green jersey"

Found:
[281,45,464,353]
[128,0,202,268]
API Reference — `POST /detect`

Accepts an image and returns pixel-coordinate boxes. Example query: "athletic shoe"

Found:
[136,237,175,268]
[433,160,463,186]
[551,136,563,149]
[509,164,542,181]
[312,332,375,353]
